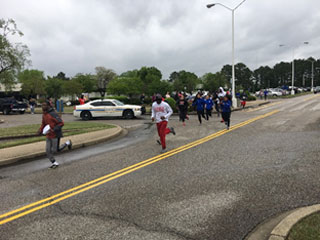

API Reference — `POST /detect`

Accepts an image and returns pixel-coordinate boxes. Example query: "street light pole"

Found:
[279,42,309,95]
[308,60,315,92]
[207,0,247,108]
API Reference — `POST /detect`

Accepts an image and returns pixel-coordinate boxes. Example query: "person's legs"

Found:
[158,121,168,149]
[197,111,202,124]
[46,138,55,163]
[205,109,209,120]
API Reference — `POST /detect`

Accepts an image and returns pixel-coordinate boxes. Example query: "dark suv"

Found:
[0,98,28,115]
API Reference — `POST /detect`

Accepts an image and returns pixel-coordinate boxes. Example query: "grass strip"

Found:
[287,212,320,240]
[0,122,114,149]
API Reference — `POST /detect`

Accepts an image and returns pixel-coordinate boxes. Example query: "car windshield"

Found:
[113,100,124,106]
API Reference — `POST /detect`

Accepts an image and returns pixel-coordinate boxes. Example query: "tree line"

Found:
[1,18,320,101]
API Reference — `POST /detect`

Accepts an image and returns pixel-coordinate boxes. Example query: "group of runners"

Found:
[40,88,233,168]
[151,88,233,153]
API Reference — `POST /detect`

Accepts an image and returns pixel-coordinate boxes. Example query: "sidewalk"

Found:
[0,125,123,166]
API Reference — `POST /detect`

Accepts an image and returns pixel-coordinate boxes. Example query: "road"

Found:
[1,94,320,240]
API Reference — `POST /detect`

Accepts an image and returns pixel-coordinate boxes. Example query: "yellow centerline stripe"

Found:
[0,110,279,225]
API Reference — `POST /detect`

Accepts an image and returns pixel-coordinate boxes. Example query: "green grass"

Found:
[26,106,74,114]
[287,212,320,240]
[0,122,115,149]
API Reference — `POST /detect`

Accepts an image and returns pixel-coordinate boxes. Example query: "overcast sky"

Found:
[1,0,320,79]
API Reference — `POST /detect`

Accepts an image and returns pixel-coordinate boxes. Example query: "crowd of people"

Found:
[151,88,236,153]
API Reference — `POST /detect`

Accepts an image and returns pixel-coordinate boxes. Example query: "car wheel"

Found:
[123,110,134,119]
[19,111,25,114]
[273,94,277,97]
[3,108,10,115]
[80,111,92,120]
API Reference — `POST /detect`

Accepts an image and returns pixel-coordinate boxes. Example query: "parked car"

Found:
[268,88,283,97]
[0,98,28,115]
[314,86,320,94]
[73,99,142,120]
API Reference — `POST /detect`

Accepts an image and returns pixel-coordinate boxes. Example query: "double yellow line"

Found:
[0,110,279,225]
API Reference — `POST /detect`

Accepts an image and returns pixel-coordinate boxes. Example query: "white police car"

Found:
[73,99,142,120]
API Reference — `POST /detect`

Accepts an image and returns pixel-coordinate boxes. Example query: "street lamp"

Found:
[308,59,315,92]
[279,42,309,95]
[207,0,247,108]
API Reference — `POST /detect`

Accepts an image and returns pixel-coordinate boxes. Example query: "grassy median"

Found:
[287,212,320,240]
[0,122,115,149]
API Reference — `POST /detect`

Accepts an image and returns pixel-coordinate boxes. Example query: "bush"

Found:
[247,95,256,101]
[164,97,177,113]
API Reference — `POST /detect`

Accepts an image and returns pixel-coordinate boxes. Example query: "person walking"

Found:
[29,97,36,114]
[221,96,232,130]
[38,101,72,169]
[264,89,268,100]
[176,94,188,126]
[240,92,247,109]
[204,94,214,120]
[151,94,175,153]
[192,93,206,125]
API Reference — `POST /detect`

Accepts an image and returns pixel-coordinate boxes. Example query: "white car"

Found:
[73,99,142,120]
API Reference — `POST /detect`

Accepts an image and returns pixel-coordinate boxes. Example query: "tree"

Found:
[171,70,198,93]
[138,66,162,95]
[95,67,116,97]
[73,73,96,93]
[202,72,229,93]
[18,69,45,97]
[253,66,274,89]
[45,77,64,100]
[54,72,69,81]
[108,76,143,97]
[0,19,30,90]
[221,63,253,91]
[63,78,83,100]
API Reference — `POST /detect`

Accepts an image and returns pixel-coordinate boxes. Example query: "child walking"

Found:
[220,96,232,130]
[151,94,175,153]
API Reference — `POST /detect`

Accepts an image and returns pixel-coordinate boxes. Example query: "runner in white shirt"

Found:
[151,94,175,153]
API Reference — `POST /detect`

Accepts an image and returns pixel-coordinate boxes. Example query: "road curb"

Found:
[0,125,123,167]
[245,204,320,240]
[269,204,320,240]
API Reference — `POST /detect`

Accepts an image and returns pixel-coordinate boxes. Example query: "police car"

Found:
[73,99,142,120]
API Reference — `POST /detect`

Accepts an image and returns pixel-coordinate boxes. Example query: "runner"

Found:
[221,96,232,130]
[176,94,188,126]
[192,93,206,125]
[151,94,175,153]
[204,94,214,120]
[38,101,72,169]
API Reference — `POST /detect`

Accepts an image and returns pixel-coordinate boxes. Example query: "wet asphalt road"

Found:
[1,94,320,240]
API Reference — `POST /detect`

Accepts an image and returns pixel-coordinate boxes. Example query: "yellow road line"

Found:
[0,110,279,225]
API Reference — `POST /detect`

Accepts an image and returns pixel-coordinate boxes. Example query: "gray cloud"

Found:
[1,0,319,79]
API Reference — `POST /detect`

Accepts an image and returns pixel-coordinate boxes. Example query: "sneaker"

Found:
[156,139,161,145]
[221,120,224,123]
[170,127,176,135]
[183,122,186,126]
[227,126,230,130]
[49,162,59,169]
[66,140,72,150]
[160,148,167,153]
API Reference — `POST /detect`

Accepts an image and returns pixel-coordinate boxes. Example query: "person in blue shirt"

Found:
[220,96,232,130]
[192,93,206,125]
[204,94,214,121]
